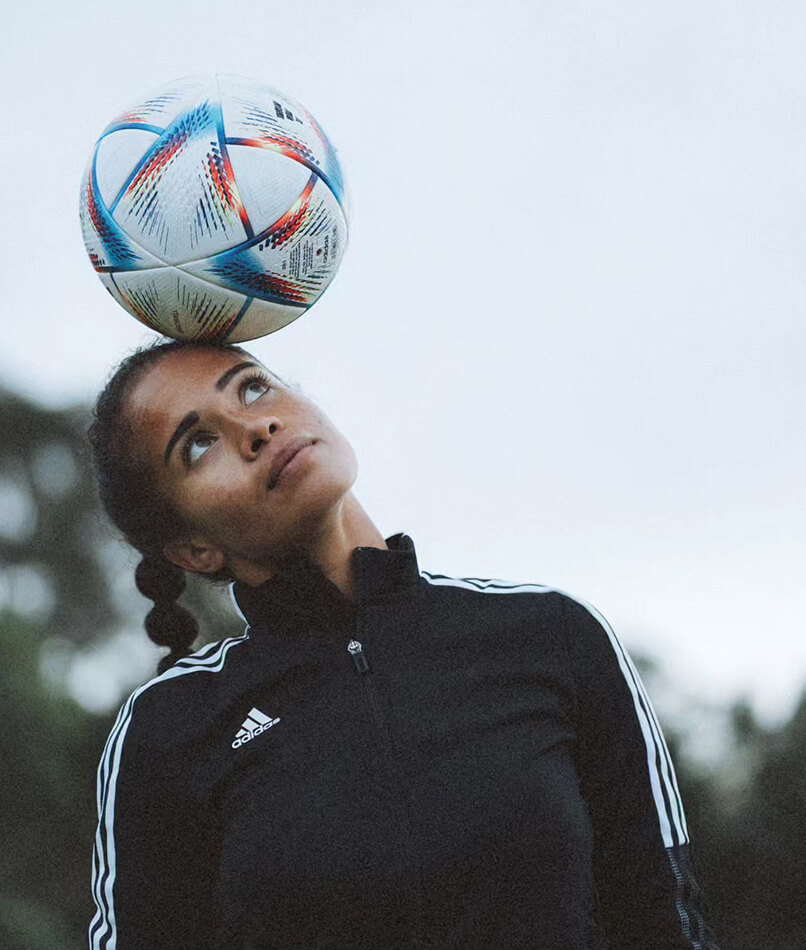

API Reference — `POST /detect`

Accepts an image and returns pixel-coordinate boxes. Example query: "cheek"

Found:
[198,478,256,520]
[172,466,259,534]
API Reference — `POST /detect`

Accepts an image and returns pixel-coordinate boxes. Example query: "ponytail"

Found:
[135,553,199,673]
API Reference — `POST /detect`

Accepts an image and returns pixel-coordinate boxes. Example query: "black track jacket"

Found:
[89,533,720,949]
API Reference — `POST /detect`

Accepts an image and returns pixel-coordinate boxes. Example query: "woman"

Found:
[88,339,720,950]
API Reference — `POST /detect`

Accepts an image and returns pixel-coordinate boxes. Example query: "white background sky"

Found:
[1,0,804,727]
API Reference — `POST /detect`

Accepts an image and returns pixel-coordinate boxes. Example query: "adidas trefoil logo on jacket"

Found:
[232,707,281,749]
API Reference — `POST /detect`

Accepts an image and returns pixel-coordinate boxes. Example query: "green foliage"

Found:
[0,389,114,645]
[680,694,806,949]
[0,611,114,950]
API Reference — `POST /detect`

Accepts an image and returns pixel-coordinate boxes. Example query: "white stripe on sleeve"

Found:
[89,634,248,950]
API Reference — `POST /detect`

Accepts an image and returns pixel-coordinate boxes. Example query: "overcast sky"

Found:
[1,0,804,726]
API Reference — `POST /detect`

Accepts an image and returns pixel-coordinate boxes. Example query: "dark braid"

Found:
[89,340,251,672]
[134,553,198,674]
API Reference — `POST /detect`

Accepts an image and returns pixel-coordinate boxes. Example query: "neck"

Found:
[231,492,387,597]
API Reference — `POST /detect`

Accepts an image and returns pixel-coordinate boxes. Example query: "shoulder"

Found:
[104,631,252,753]
[420,568,562,619]
[420,569,594,616]
[420,569,561,602]
[420,570,602,646]
[420,569,618,646]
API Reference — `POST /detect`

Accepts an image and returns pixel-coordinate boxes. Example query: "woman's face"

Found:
[125,346,358,577]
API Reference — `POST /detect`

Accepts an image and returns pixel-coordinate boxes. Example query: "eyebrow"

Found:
[163,362,262,465]
[215,361,258,391]
[164,411,200,465]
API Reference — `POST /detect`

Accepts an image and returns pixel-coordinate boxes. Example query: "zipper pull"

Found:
[347,639,370,673]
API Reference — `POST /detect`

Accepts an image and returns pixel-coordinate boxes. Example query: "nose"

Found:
[239,414,283,460]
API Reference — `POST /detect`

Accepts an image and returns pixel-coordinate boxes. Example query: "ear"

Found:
[163,538,226,575]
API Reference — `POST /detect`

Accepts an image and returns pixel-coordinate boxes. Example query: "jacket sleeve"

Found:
[558,592,721,949]
[88,687,218,950]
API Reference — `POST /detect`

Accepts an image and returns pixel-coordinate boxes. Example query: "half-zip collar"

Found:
[231,532,421,626]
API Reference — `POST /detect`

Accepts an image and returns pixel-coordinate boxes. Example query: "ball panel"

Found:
[218,74,346,209]
[79,160,165,272]
[112,100,250,266]
[218,295,309,343]
[226,144,311,235]
[102,78,213,136]
[94,129,161,209]
[179,175,347,307]
[101,266,253,341]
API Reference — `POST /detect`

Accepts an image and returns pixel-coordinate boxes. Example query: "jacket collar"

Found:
[231,532,421,626]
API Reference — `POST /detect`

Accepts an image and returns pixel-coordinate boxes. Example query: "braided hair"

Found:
[88,340,249,673]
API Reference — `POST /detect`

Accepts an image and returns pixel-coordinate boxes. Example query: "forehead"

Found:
[126,348,251,443]
[130,347,249,408]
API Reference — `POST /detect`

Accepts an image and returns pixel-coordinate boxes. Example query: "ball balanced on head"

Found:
[79,74,348,342]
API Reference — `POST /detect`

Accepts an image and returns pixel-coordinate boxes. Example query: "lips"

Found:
[267,437,315,490]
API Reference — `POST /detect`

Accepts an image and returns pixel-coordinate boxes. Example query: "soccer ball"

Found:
[79,75,348,343]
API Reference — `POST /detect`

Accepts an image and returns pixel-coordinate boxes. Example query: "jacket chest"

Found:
[199,598,596,949]
[199,611,584,864]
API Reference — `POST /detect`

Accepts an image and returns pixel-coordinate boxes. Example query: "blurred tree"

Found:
[0,609,114,950]
[0,389,114,646]
[683,692,806,949]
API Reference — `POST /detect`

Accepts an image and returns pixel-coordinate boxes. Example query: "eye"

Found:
[184,433,215,466]
[241,374,271,407]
